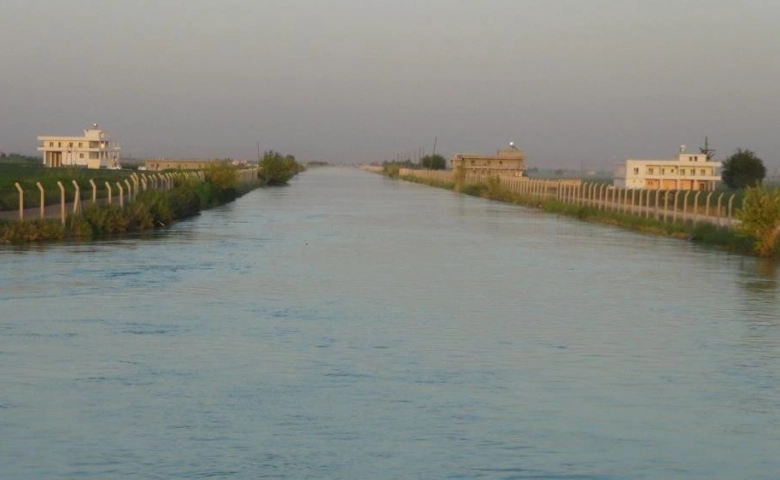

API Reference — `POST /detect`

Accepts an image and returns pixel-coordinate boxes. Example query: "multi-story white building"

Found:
[613,146,721,190]
[38,124,121,169]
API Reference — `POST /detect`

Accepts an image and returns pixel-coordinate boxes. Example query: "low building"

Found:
[144,159,218,171]
[38,124,120,169]
[450,144,527,176]
[613,146,721,190]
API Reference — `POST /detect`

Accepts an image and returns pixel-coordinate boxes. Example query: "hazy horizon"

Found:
[1,0,778,171]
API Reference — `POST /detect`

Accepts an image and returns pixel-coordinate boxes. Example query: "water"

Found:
[1,168,778,479]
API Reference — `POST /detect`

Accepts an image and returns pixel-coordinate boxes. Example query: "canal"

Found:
[1,167,778,479]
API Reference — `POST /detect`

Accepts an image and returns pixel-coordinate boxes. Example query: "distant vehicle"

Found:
[138,166,147,171]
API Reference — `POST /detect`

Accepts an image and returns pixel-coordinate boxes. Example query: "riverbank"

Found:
[389,169,759,256]
[0,169,262,244]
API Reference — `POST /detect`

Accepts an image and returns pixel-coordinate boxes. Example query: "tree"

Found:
[259,150,301,185]
[721,149,766,189]
[420,154,446,170]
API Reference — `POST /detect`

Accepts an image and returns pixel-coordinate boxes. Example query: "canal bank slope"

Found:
[378,167,764,256]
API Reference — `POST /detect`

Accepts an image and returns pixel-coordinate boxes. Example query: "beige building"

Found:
[613,146,721,190]
[450,144,527,176]
[38,124,120,169]
[144,159,217,171]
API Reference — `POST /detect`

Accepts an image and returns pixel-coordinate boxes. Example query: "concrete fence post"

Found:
[117,182,124,208]
[630,189,636,215]
[637,190,644,216]
[124,179,132,204]
[728,194,735,226]
[71,180,81,214]
[595,183,601,209]
[580,182,587,206]
[693,191,702,226]
[89,179,97,205]
[672,191,680,223]
[591,183,597,207]
[645,189,652,219]
[624,188,629,214]
[705,191,714,221]
[683,191,691,224]
[14,182,23,220]
[609,187,615,212]
[662,191,670,222]
[36,182,45,218]
[57,181,66,225]
[106,182,112,205]
[716,192,724,227]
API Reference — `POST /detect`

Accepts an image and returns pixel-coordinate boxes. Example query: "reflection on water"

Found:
[1,168,779,479]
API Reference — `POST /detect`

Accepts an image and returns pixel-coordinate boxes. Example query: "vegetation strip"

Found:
[0,152,304,244]
[385,167,779,257]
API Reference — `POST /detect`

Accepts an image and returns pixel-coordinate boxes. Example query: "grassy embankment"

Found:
[0,160,136,210]
[393,168,757,255]
[0,162,261,243]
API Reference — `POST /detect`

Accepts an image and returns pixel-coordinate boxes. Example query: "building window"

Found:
[58,142,61,147]
[701,169,706,175]
[78,142,82,148]
[661,168,666,175]
[79,153,84,159]
[49,142,54,147]
[633,167,639,175]
[89,152,99,159]
[680,168,685,175]
[647,168,654,174]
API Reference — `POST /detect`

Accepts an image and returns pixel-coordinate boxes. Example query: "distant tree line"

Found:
[0,153,39,164]
[382,154,447,171]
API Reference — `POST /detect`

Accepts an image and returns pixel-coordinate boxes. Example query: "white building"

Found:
[613,146,721,190]
[38,124,121,169]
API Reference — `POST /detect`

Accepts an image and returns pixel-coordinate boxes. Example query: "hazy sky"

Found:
[1,0,779,170]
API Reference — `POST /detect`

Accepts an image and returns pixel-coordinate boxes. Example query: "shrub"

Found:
[736,186,780,256]
[204,162,238,190]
